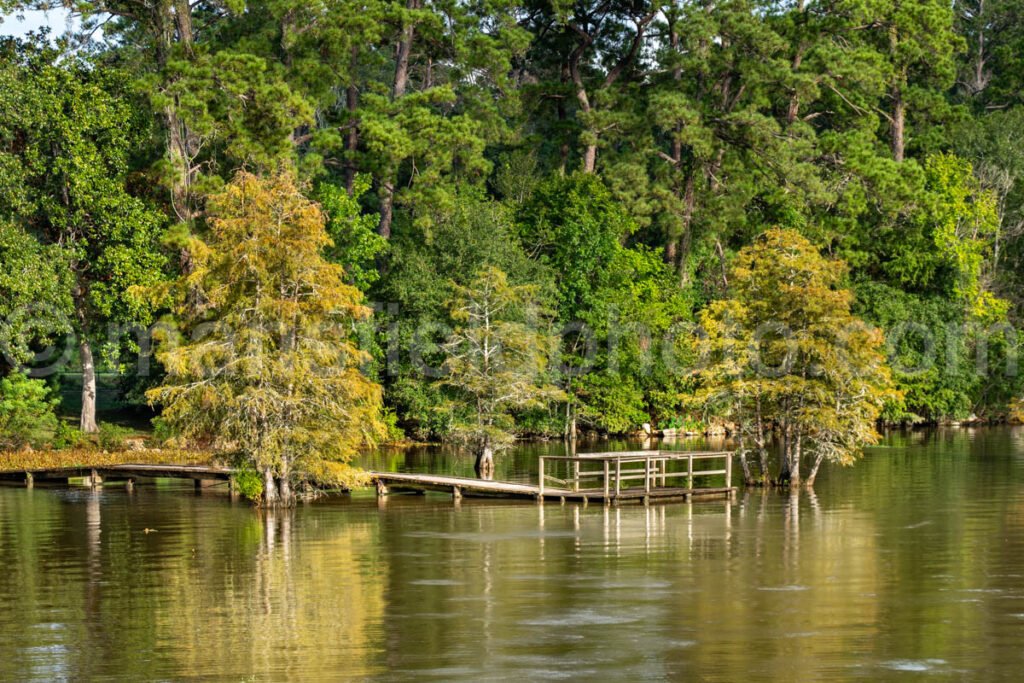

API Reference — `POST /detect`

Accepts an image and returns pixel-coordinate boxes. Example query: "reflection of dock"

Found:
[372,450,735,504]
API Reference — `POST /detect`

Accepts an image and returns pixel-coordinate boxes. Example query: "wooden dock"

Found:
[1,450,735,504]
[0,464,233,490]
[374,450,735,504]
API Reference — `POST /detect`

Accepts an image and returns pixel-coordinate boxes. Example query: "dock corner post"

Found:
[615,459,621,498]
[644,456,652,494]
[24,472,33,489]
[125,478,135,493]
[725,452,733,492]
[375,479,389,497]
[687,455,694,492]
[603,460,610,500]
[452,485,462,502]
[89,469,102,488]
[538,457,545,497]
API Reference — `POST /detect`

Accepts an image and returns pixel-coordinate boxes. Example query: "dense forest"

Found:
[2,0,1023,455]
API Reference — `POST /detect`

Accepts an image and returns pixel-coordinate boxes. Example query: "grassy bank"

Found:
[0,447,219,473]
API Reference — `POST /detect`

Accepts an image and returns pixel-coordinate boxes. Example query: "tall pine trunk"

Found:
[378,0,420,238]
[891,86,905,163]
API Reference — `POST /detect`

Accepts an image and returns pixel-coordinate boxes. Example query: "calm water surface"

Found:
[3,428,1024,681]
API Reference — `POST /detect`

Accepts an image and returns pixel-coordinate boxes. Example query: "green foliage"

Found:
[517,173,692,434]
[0,220,72,369]
[97,423,135,451]
[232,468,265,502]
[51,422,86,451]
[0,372,59,449]
[316,175,386,292]
[4,0,1024,438]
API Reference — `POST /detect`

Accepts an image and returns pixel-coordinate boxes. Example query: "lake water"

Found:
[2,428,1024,681]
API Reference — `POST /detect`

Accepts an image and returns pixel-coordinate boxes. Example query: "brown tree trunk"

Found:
[891,86,905,162]
[678,170,695,284]
[344,48,360,196]
[378,0,420,237]
[377,180,395,238]
[166,0,198,226]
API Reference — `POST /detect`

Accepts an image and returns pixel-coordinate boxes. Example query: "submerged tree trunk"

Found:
[806,451,826,487]
[475,444,495,479]
[262,467,279,507]
[777,423,792,486]
[278,477,294,507]
[790,433,803,487]
[79,337,98,434]
[739,451,753,485]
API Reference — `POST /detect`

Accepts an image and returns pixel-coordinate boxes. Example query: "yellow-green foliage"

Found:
[147,171,385,502]
[693,229,900,484]
[1011,400,1024,425]
[0,448,216,473]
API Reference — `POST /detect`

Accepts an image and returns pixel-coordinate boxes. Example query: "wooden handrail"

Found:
[539,450,734,500]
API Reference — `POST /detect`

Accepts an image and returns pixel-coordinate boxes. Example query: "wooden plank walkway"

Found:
[0,464,232,488]
[1,450,736,504]
[372,471,734,503]
[373,450,736,503]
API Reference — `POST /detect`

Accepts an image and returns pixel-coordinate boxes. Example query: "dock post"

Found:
[24,472,33,489]
[125,478,135,493]
[725,453,732,493]
[603,460,610,500]
[538,457,545,497]
[375,479,389,497]
[644,456,652,494]
[572,458,580,492]
[452,486,462,502]
[614,459,621,499]
[89,469,102,488]
[687,455,693,492]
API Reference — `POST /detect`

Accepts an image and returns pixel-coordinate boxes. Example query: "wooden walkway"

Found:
[1,450,736,504]
[0,464,232,489]
[374,450,736,504]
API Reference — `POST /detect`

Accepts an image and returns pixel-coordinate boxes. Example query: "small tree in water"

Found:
[148,171,385,506]
[693,229,899,487]
[441,267,561,476]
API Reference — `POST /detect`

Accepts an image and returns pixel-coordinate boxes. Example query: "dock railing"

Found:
[538,450,732,499]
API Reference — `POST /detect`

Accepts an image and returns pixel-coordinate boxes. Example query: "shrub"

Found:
[51,422,85,450]
[232,468,264,501]
[0,372,59,449]
[97,422,135,451]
